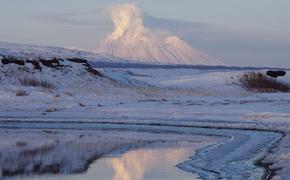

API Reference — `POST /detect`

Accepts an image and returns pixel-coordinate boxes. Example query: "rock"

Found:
[39,58,62,68]
[15,90,29,96]
[45,108,57,113]
[86,66,103,76]
[79,103,85,107]
[1,56,25,65]
[67,58,87,64]
[266,70,286,78]
[26,60,42,70]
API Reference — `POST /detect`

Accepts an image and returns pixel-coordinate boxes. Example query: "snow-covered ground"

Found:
[1,42,290,179]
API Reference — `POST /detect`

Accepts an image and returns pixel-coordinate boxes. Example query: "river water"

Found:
[28,144,199,180]
[2,121,281,179]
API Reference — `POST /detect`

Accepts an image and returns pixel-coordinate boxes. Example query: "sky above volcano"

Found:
[1,0,290,67]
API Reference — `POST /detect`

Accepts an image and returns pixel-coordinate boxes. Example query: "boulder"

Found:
[266,70,286,78]
[1,56,25,65]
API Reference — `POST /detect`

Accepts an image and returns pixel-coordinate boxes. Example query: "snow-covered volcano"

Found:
[97,3,221,65]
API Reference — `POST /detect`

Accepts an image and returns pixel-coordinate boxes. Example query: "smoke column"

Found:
[106,3,147,41]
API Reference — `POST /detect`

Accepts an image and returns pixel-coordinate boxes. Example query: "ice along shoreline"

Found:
[0,120,283,179]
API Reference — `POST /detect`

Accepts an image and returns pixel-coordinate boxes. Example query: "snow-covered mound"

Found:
[97,3,221,65]
[0,41,100,60]
[0,56,103,89]
[0,41,134,64]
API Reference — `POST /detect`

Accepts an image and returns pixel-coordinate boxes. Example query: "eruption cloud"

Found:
[107,3,146,41]
[97,3,221,65]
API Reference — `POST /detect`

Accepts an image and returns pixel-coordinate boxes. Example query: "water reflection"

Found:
[109,147,194,180]
[28,144,200,180]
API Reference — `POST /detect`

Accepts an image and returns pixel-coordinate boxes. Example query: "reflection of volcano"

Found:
[108,147,193,180]
[97,3,221,65]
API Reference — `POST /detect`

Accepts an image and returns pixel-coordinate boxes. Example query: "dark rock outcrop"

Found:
[1,55,102,77]
[1,56,25,65]
[67,58,87,64]
[67,58,103,76]
[26,60,42,70]
[86,66,102,76]
[266,70,286,78]
[39,58,63,69]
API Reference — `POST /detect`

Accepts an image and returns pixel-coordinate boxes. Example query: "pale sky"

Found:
[1,0,290,67]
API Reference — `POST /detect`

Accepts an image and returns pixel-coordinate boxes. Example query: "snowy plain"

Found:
[1,41,290,179]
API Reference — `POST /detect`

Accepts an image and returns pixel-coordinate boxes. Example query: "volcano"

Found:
[97,3,221,65]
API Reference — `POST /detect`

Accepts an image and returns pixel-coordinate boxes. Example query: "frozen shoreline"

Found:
[0,120,282,179]
[0,128,218,179]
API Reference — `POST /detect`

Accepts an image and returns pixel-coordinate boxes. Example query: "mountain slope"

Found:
[98,35,220,65]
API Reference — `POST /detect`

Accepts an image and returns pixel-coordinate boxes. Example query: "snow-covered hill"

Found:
[97,3,222,65]
[0,41,97,60]
[0,41,134,64]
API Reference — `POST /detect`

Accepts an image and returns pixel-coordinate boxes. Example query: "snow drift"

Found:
[97,3,221,65]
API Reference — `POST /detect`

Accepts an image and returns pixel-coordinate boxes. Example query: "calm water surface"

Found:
[28,145,200,180]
